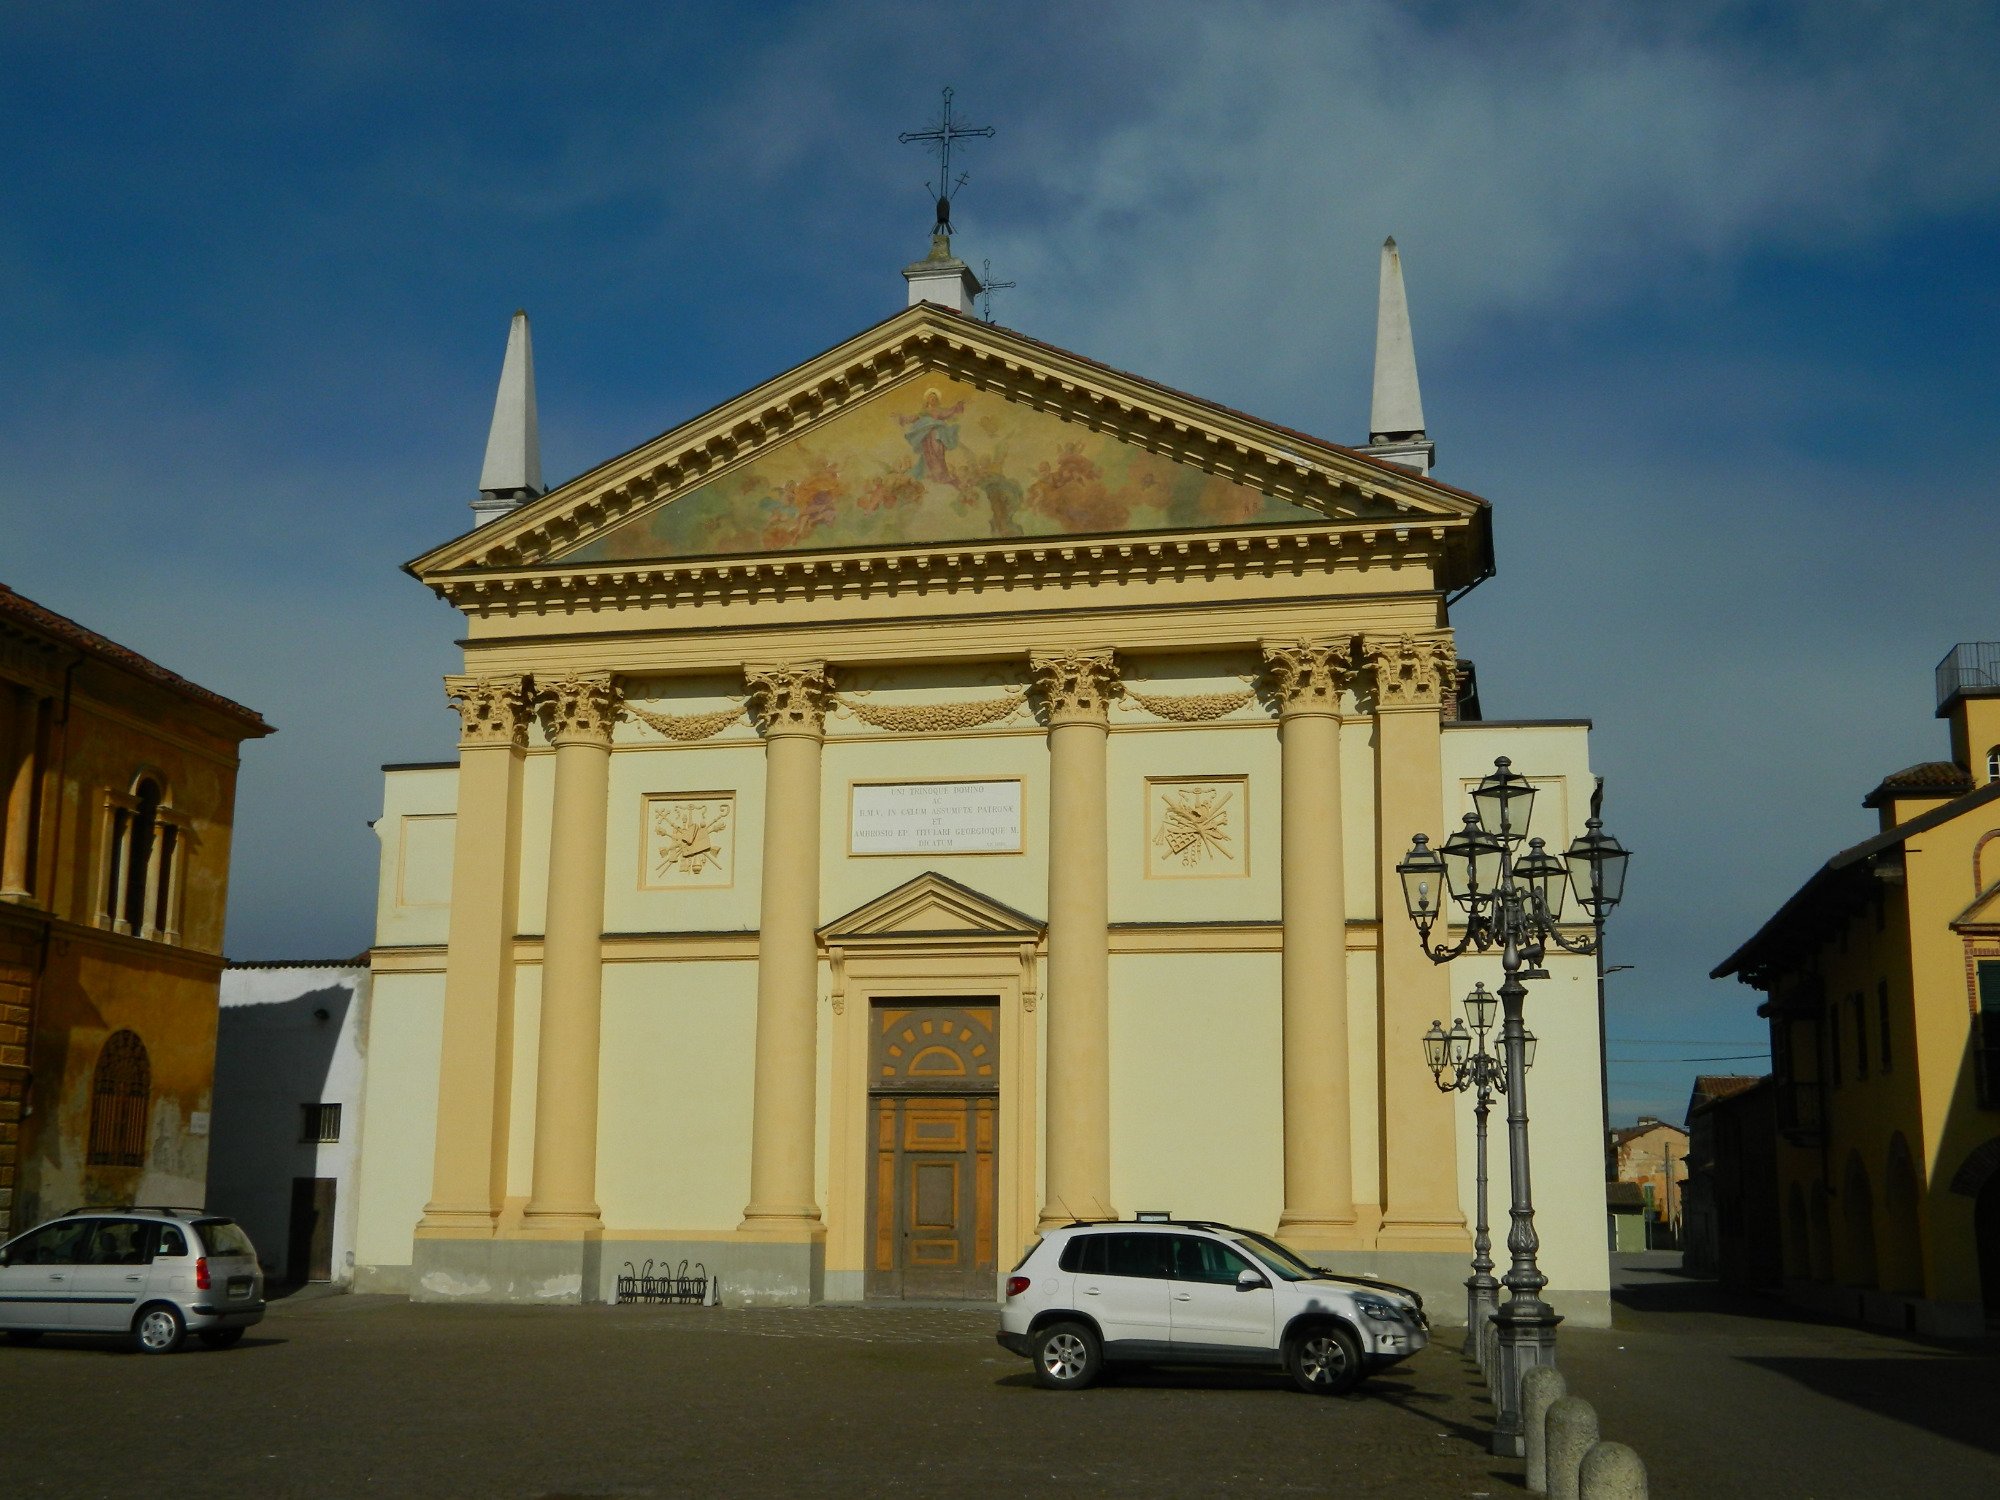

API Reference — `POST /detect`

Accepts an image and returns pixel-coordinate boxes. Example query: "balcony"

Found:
[1936,642,2000,711]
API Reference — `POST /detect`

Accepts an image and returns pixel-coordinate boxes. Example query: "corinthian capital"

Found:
[446,675,533,749]
[1031,649,1120,727]
[746,662,832,737]
[1360,631,1458,710]
[1261,640,1354,717]
[535,674,619,746]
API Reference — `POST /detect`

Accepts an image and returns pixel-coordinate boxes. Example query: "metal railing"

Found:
[1936,642,2000,710]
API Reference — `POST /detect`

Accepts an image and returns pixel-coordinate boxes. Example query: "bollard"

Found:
[1579,1441,1648,1500]
[1521,1365,1568,1493]
[1545,1395,1599,1500]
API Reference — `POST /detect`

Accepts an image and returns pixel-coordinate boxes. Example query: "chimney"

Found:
[471,310,546,527]
[1356,237,1436,477]
[903,232,982,315]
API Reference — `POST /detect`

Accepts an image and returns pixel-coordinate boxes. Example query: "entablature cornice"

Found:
[434,518,1461,623]
[412,305,1489,585]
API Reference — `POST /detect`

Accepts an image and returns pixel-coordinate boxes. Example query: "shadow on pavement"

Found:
[1612,1275,1822,1323]
[1739,1353,2000,1456]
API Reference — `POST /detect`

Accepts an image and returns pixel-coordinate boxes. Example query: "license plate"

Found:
[227,1277,252,1298]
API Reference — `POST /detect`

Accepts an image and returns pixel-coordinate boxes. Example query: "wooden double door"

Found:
[866,1001,999,1301]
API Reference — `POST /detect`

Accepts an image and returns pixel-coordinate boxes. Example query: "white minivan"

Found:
[0,1207,266,1353]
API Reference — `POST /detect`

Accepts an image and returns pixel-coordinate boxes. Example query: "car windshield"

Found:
[1226,1230,1323,1282]
[195,1218,255,1258]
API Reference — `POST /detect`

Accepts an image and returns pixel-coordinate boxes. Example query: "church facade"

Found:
[352,242,1613,1320]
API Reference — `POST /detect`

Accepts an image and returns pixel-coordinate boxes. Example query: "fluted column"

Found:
[523,674,617,1231]
[1034,649,1119,1227]
[1365,631,1468,1250]
[739,662,831,1234]
[421,675,532,1233]
[1,687,38,901]
[1263,641,1361,1250]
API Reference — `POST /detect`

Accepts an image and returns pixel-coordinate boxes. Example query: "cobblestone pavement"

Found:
[1561,1255,2000,1500]
[1,1296,1522,1499]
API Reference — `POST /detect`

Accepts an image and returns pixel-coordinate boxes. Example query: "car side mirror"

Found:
[1236,1268,1269,1291]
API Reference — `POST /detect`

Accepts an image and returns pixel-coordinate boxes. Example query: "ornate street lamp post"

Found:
[1422,982,1535,1368]
[1396,760,1628,1458]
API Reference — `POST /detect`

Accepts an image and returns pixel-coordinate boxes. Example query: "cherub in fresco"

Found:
[754,466,841,549]
[856,471,924,513]
[898,388,967,484]
[1026,442,1128,533]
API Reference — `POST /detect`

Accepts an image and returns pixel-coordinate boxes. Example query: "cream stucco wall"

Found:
[350,970,443,1283]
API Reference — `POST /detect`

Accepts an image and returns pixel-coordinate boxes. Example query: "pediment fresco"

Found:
[556,373,1316,563]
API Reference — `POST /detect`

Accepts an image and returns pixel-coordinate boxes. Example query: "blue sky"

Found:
[5,3,1998,1123]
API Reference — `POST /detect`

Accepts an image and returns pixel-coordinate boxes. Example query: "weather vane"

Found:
[898,87,995,236]
[980,259,1016,323]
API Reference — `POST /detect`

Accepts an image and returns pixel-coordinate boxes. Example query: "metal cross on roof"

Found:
[979,259,1017,324]
[898,87,995,235]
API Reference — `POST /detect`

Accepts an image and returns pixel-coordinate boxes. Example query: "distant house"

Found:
[1682,1074,1780,1287]
[1611,1116,1689,1247]
[0,583,271,1234]
[1714,642,2000,1336]
[207,960,370,1285]
[1606,1182,1648,1252]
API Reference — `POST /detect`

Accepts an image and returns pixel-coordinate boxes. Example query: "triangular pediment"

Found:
[410,304,1487,581]
[821,872,1044,943]
[1953,881,2000,933]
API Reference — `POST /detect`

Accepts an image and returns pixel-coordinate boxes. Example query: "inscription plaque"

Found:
[850,780,1023,855]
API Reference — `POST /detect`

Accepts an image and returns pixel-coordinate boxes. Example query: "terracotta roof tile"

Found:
[1863,760,1972,809]
[0,582,271,736]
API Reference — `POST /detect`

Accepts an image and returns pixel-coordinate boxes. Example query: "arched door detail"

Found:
[87,1029,151,1168]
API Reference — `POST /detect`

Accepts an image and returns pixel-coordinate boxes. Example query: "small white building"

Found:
[208,960,370,1285]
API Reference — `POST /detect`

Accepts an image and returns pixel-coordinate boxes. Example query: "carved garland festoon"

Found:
[1262,641,1355,717]
[1361,631,1457,709]
[536,674,619,746]
[835,690,1029,733]
[1030,649,1121,727]
[745,662,833,736]
[1121,685,1257,723]
[446,675,533,748]
[625,701,748,742]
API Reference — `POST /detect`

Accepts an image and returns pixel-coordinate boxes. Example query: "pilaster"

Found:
[1363,631,1468,1251]
[419,674,533,1235]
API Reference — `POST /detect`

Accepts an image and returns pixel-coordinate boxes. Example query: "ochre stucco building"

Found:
[1717,643,2000,1335]
[353,239,1616,1318]
[0,584,270,1234]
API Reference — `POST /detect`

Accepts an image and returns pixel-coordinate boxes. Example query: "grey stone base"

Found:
[411,1236,605,1305]
[353,1263,413,1295]
[600,1238,823,1308]
[1312,1250,1611,1329]
[1787,1280,1985,1339]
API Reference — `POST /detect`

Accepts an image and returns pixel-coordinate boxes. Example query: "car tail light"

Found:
[1006,1276,1030,1297]
[194,1257,211,1291]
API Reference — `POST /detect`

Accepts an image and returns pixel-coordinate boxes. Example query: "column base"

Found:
[1374,1214,1469,1254]
[414,1205,499,1238]
[410,1231,604,1305]
[1274,1214,1369,1255]
[1038,1195,1117,1230]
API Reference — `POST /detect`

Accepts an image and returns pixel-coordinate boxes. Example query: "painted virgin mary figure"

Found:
[899,388,967,483]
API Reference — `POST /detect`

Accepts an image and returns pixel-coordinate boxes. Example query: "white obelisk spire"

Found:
[471,309,546,526]
[1358,238,1436,476]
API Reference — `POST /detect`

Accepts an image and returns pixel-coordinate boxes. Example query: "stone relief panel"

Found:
[640,792,736,889]
[1145,776,1250,880]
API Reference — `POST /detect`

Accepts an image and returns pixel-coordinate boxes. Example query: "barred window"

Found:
[300,1102,341,1144]
[87,1030,150,1167]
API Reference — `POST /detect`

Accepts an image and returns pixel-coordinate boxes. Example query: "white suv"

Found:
[997,1219,1427,1394]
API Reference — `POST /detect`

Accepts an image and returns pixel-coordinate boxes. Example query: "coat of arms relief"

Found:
[1146,776,1249,879]
[642,793,735,888]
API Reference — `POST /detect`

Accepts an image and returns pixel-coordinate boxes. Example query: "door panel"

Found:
[866,1001,999,1300]
[1079,1232,1173,1345]
[69,1220,153,1332]
[0,1218,95,1328]
[1167,1234,1276,1350]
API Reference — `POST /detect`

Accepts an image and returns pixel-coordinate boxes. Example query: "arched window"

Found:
[102,776,182,942]
[86,1030,150,1167]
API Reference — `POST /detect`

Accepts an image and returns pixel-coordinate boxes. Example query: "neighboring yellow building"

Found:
[353,239,1617,1318]
[1716,643,2000,1336]
[1610,1116,1688,1241]
[0,584,271,1235]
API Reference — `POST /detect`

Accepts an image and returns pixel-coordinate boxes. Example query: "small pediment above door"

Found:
[821,872,1044,944]
[1952,880,2000,934]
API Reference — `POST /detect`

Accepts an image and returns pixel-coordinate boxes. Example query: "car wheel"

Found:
[198,1327,244,1350]
[1031,1320,1103,1391]
[133,1304,187,1355]
[4,1330,43,1346]
[1287,1322,1363,1396]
